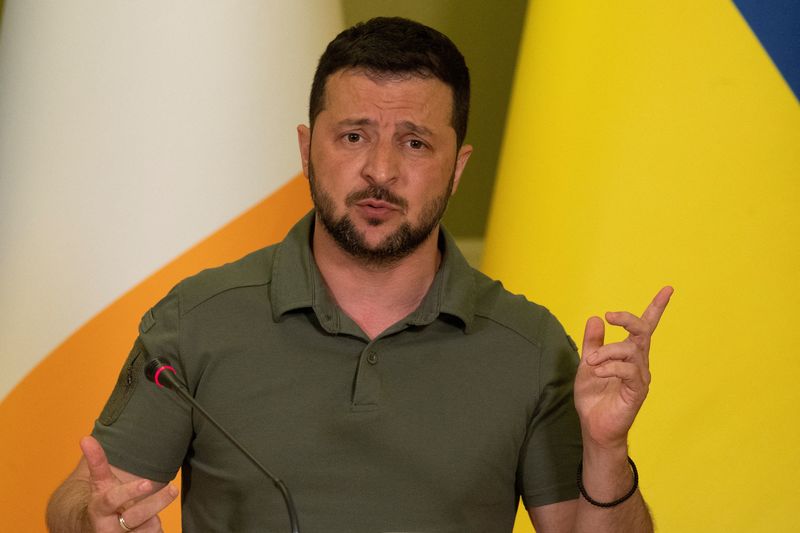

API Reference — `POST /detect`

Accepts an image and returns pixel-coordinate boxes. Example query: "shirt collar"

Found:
[403,226,476,332]
[270,210,477,333]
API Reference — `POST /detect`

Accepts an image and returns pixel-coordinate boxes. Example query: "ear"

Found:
[297,124,311,178]
[450,144,473,195]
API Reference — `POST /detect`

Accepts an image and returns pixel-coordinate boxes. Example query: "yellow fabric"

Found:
[486,2,800,531]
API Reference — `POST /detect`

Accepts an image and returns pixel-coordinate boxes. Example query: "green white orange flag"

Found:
[488,2,799,532]
[0,2,341,529]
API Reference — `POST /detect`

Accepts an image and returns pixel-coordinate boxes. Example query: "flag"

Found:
[484,2,799,532]
[0,2,342,529]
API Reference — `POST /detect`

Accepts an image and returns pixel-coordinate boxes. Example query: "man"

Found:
[47,17,671,533]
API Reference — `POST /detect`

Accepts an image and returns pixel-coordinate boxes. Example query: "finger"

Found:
[585,340,637,366]
[641,286,674,331]
[593,361,650,389]
[605,311,650,337]
[96,478,154,514]
[119,485,178,530]
[80,436,115,486]
[582,316,605,359]
[124,515,163,533]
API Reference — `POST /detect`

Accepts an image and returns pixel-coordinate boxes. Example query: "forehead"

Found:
[320,69,454,128]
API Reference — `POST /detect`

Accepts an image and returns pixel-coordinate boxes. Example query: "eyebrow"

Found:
[337,118,373,127]
[399,121,433,137]
[335,118,434,137]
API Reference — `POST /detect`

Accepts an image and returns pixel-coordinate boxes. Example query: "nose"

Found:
[361,137,399,185]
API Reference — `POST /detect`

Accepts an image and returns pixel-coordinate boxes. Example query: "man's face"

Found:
[297,69,472,265]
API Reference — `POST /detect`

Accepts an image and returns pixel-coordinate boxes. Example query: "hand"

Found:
[574,286,673,449]
[80,436,178,532]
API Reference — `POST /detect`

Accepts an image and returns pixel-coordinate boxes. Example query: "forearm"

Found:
[572,444,653,533]
[46,477,92,533]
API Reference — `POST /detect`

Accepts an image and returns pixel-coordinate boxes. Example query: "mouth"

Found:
[354,199,401,222]
[345,185,408,215]
[355,199,399,211]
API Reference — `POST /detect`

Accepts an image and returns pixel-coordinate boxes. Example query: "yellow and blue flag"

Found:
[485,2,798,532]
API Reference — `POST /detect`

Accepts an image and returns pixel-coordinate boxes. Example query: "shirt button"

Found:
[367,351,378,364]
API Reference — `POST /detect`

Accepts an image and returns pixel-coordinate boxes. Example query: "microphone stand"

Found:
[145,358,301,533]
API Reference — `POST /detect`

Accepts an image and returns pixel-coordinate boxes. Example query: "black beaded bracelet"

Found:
[577,456,639,508]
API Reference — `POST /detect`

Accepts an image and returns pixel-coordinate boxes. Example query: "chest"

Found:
[179,307,541,531]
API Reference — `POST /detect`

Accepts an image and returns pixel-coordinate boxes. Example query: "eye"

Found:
[346,133,362,143]
[408,139,426,150]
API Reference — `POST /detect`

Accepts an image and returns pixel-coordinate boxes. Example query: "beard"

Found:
[308,160,454,266]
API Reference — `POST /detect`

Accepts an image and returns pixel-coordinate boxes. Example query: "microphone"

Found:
[145,357,301,533]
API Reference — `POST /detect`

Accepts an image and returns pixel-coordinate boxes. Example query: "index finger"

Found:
[641,286,674,331]
[80,436,115,485]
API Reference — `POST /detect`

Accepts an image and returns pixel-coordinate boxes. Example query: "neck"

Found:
[312,217,442,339]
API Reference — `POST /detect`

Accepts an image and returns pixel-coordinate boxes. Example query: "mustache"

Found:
[345,185,408,211]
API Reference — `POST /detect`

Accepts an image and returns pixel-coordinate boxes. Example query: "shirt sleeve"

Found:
[91,286,193,483]
[517,311,583,508]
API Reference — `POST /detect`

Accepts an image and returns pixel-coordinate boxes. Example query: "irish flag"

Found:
[0,2,342,530]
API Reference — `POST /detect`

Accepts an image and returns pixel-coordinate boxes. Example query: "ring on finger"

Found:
[118,513,135,532]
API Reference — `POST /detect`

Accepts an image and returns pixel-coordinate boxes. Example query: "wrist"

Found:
[582,436,628,462]
[77,504,92,533]
[578,456,639,508]
[580,421,630,452]
[579,441,635,502]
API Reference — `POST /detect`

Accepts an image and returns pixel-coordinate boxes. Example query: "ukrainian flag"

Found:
[487,2,799,532]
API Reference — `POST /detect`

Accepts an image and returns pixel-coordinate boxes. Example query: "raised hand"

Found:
[574,287,673,449]
[80,436,178,532]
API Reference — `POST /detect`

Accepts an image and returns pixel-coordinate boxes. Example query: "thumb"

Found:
[582,316,605,359]
[80,436,116,487]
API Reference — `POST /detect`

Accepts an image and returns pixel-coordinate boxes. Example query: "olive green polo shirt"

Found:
[94,211,582,533]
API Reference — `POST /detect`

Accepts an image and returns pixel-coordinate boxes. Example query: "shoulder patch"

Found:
[98,339,147,426]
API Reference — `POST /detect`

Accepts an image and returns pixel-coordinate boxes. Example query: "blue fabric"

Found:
[733,0,800,101]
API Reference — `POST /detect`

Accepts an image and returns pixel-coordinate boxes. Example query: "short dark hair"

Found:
[309,17,470,147]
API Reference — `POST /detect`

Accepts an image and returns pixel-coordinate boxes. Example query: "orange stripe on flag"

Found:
[0,175,311,531]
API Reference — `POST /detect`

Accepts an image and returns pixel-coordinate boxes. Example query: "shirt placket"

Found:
[351,339,383,412]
